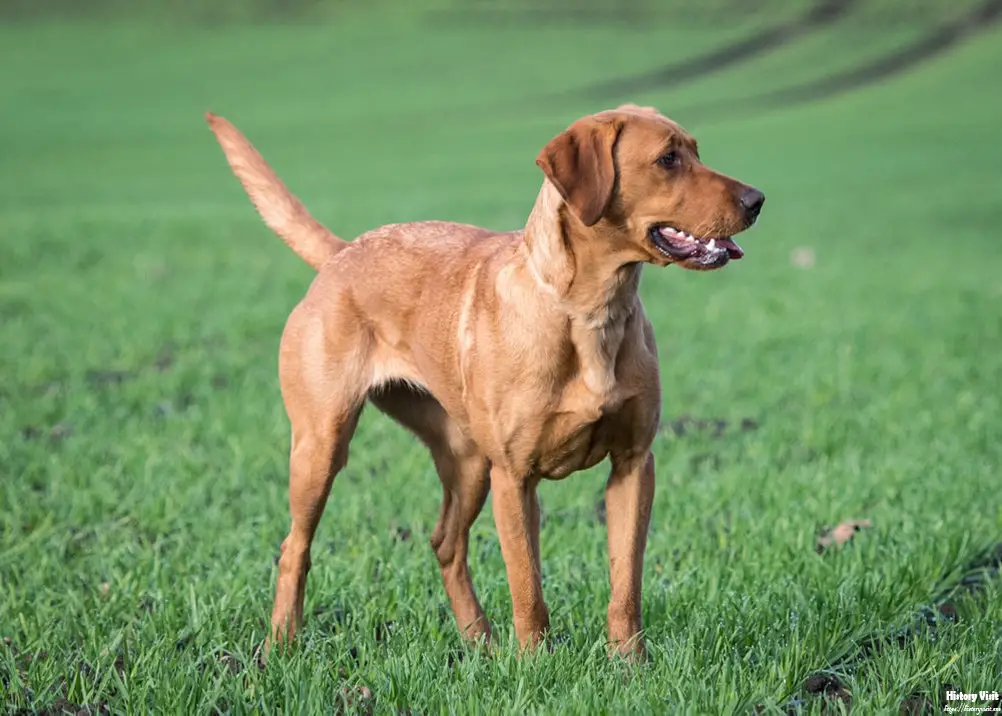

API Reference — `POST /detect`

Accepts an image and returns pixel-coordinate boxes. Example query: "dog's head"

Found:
[535,104,764,271]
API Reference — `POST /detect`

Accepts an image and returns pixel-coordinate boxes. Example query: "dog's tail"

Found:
[205,112,348,270]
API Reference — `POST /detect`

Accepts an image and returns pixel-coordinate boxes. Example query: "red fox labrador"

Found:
[207,104,763,660]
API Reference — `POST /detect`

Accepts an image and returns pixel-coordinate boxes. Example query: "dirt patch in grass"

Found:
[662,414,760,439]
[26,699,110,716]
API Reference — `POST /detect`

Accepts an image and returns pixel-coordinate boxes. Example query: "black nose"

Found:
[740,187,765,223]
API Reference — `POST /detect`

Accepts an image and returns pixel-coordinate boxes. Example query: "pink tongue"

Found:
[716,237,744,259]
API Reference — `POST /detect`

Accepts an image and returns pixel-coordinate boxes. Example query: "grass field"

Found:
[2,1,1002,713]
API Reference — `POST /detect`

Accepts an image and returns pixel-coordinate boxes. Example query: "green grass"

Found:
[2,3,1002,714]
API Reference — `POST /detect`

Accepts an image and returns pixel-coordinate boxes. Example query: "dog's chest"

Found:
[533,321,630,479]
[535,378,623,479]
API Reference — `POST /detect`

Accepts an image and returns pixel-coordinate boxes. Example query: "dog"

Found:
[206,104,763,660]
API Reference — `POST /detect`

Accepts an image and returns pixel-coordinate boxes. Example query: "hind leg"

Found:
[432,449,491,641]
[370,385,491,642]
[268,304,370,651]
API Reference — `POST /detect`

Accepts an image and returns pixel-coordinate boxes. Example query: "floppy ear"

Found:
[535,117,621,227]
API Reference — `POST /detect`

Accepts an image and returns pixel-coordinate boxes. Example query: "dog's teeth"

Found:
[706,239,716,250]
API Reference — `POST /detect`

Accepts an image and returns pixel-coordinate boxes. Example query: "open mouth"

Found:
[648,225,744,264]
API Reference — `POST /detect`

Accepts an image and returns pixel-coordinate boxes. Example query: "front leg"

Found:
[490,465,549,650]
[605,451,655,660]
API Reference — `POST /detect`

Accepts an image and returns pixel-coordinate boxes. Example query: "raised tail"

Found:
[205,112,348,270]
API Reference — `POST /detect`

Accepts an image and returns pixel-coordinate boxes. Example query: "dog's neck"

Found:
[522,180,641,327]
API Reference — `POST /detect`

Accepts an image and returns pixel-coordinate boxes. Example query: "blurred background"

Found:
[2,0,1001,712]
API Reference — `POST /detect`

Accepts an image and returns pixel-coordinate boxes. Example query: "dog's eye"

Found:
[657,151,679,169]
